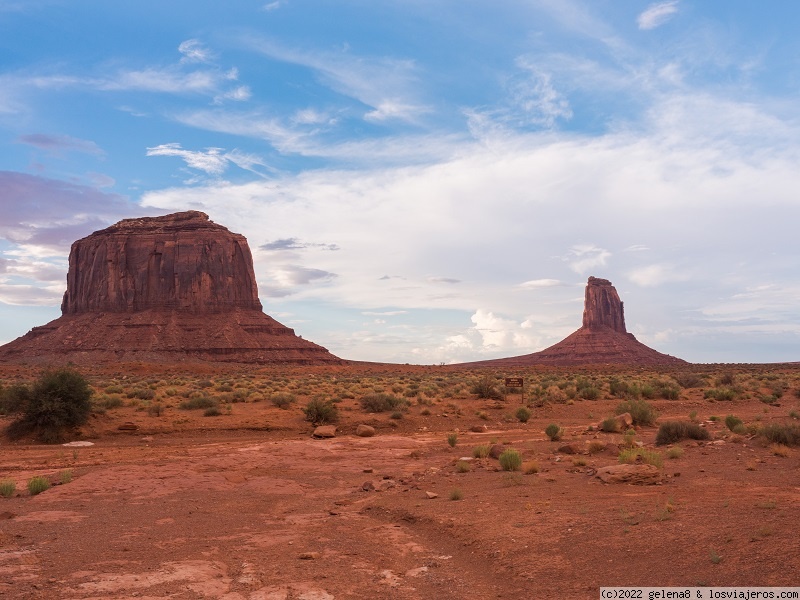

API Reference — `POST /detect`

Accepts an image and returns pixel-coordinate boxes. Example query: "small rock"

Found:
[62,441,94,447]
[557,443,582,455]
[425,491,438,499]
[361,481,375,492]
[141,436,154,443]
[312,425,337,438]
[489,444,507,459]
[458,457,475,462]
[470,425,488,433]
[298,552,321,560]
[356,424,376,437]
[117,422,139,431]
[363,468,373,473]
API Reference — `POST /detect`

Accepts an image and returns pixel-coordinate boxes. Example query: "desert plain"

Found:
[1,362,799,599]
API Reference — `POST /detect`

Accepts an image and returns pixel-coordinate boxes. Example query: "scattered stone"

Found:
[355,424,376,437]
[614,412,634,429]
[425,491,438,499]
[118,422,139,431]
[312,425,337,438]
[596,464,661,485]
[141,436,154,443]
[363,468,373,473]
[62,441,94,447]
[470,425,488,433]
[458,457,475,462]
[361,481,375,492]
[298,552,321,560]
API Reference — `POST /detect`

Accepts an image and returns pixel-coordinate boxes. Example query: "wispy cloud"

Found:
[178,39,215,64]
[145,143,271,178]
[637,1,679,31]
[260,238,339,252]
[16,133,104,157]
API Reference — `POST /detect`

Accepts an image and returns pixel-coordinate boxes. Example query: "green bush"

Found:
[360,393,407,413]
[616,398,658,426]
[270,392,296,409]
[303,398,338,424]
[759,423,800,447]
[447,432,458,447]
[203,406,222,417]
[544,423,561,441]
[674,373,706,388]
[471,375,503,400]
[578,386,601,400]
[515,406,531,423]
[600,416,620,433]
[655,421,710,445]
[27,476,50,496]
[0,480,15,498]
[499,448,522,471]
[5,368,93,443]
[618,447,663,468]
[178,396,217,410]
[95,395,123,410]
[126,388,155,400]
[724,415,743,432]
[472,444,490,458]
[704,388,737,401]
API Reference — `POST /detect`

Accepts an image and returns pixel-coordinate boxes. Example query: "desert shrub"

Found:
[618,448,663,468]
[5,368,93,443]
[600,416,620,433]
[472,444,490,458]
[759,423,800,447]
[104,384,124,394]
[27,476,50,496]
[303,398,338,424]
[60,469,72,484]
[95,395,123,410]
[203,406,222,417]
[544,423,562,441]
[456,460,471,473]
[147,402,165,417]
[666,446,684,459]
[447,432,458,447]
[0,480,15,498]
[360,393,407,413]
[523,460,540,474]
[578,386,601,400]
[615,398,658,426]
[705,388,738,401]
[499,448,522,471]
[724,415,744,432]
[716,372,736,386]
[126,388,155,400]
[674,373,706,388]
[471,375,502,400]
[390,410,404,420]
[544,385,567,404]
[449,488,464,500]
[270,392,296,409]
[515,406,531,423]
[655,421,710,445]
[179,396,217,410]
[215,384,233,392]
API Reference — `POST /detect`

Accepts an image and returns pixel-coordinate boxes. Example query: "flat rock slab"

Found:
[596,463,661,485]
[313,425,337,438]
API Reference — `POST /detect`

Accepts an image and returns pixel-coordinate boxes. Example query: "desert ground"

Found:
[1,362,799,599]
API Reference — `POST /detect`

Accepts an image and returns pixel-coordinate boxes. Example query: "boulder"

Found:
[489,444,507,459]
[557,443,582,455]
[596,464,662,485]
[355,424,376,437]
[312,425,337,438]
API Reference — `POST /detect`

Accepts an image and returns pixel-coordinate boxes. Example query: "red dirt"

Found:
[1,363,799,599]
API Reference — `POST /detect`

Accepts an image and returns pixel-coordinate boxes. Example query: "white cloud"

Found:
[565,245,611,274]
[262,2,281,11]
[628,263,690,287]
[519,279,562,289]
[178,39,215,64]
[145,143,270,178]
[637,1,679,31]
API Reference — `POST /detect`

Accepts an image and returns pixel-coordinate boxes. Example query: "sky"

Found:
[1,0,799,365]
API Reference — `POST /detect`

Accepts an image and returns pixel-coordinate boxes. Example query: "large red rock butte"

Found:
[469,276,686,366]
[0,211,342,364]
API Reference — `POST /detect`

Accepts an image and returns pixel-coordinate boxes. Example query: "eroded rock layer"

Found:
[0,211,342,365]
[468,277,685,366]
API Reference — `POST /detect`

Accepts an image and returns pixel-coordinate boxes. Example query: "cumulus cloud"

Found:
[637,1,679,30]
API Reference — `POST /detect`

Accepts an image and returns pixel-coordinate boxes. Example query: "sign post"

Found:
[504,377,524,404]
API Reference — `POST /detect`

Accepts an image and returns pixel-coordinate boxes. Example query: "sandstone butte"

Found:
[468,276,687,366]
[0,211,342,365]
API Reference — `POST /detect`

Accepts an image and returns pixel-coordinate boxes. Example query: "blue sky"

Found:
[1,0,799,364]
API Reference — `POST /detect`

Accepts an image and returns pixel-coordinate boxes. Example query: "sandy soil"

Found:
[1,363,799,599]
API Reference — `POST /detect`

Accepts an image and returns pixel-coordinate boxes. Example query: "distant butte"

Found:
[0,211,342,365]
[468,276,686,366]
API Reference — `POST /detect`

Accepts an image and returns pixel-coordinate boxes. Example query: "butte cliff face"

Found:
[469,277,685,366]
[0,211,342,365]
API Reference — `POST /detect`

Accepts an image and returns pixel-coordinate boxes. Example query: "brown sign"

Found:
[505,377,524,388]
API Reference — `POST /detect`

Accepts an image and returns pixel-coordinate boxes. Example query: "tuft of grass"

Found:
[665,446,684,459]
[724,414,743,431]
[618,447,663,468]
[499,448,522,471]
[655,421,710,445]
[544,423,562,441]
[449,488,464,501]
[759,423,800,446]
[770,443,790,457]
[147,402,164,417]
[447,432,458,448]
[472,444,490,459]
[572,457,587,467]
[456,460,471,473]
[270,392,296,409]
[709,548,722,564]
[587,440,607,454]
[60,469,72,484]
[0,480,16,498]
[600,416,620,433]
[27,476,51,496]
[203,406,222,417]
